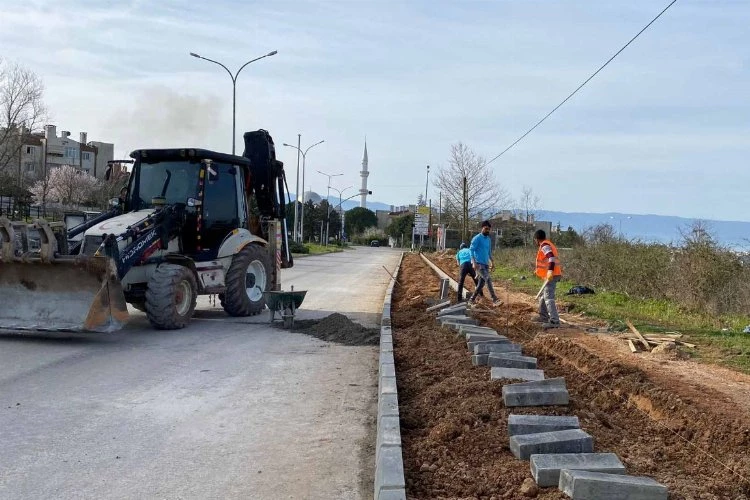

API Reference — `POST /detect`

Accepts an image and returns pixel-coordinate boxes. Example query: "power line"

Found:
[486,0,678,166]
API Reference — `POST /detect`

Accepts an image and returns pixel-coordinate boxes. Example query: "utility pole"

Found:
[293,134,301,242]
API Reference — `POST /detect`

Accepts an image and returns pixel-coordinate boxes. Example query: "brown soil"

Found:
[287,313,380,345]
[393,253,750,500]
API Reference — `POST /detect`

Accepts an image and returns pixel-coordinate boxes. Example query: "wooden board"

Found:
[625,320,651,351]
[627,339,638,353]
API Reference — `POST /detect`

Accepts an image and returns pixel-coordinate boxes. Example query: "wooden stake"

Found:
[626,320,651,351]
[627,339,638,353]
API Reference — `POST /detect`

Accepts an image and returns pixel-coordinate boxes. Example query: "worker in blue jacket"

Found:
[468,220,503,306]
[455,242,482,302]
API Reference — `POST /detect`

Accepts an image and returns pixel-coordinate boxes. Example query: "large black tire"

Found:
[130,302,146,312]
[145,263,197,329]
[221,244,272,316]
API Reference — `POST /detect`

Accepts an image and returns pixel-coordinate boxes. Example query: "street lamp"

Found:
[425,165,430,206]
[329,185,353,242]
[189,50,277,155]
[317,170,343,245]
[283,139,324,242]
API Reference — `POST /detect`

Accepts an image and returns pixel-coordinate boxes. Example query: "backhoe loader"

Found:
[0,130,293,332]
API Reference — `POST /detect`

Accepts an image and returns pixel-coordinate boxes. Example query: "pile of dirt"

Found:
[393,253,750,499]
[289,313,380,346]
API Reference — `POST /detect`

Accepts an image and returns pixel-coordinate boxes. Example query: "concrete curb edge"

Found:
[374,251,406,500]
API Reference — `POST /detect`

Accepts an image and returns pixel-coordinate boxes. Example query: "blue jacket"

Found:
[470,233,492,265]
[456,248,472,265]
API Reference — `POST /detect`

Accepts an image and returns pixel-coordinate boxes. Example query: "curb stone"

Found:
[375,252,406,500]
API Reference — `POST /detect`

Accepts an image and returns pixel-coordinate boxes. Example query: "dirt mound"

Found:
[393,253,750,499]
[289,313,380,346]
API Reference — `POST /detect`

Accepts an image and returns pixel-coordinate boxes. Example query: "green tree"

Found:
[385,213,414,240]
[553,225,584,248]
[344,206,377,236]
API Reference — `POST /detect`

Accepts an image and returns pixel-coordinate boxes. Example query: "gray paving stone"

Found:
[487,353,537,369]
[465,332,506,342]
[425,300,451,312]
[474,342,523,355]
[559,470,668,500]
[510,429,593,460]
[458,324,499,336]
[503,378,570,407]
[378,393,399,419]
[437,304,468,316]
[490,367,545,381]
[472,354,489,366]
[437,315,478,326]
[467,339,512,351]
[530,453,625,487]
[380,364,396,378]
[508,414,580,436]
[378,489,407,500]
[375,446,406,498]
[380,350,395,366]
[380,376,398,395]
[376,415,402,459]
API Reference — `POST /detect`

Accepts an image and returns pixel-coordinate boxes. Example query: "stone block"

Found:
[530,453,625,487]
[472,354,489,366]
[503,378,569,407]
[465,332,506,342]
[437,315,478,326]
[467,339,510,351]
[381,341,393,353]
[380,350,394,366]
[378,393,399,419]
[558,470,668,500]
[380,376,397,395]
[490,367,545,381]
[425,300,451,312]
[487,354,537,369]
[474,343,523,355]
[376,415,402,459]
[375,446,406,498]
[508,414,580,436]
[378,489,407,500]
[458,324,498,335]
[510,429,594,460]
[437,304,467,316]
[380,363,396,378]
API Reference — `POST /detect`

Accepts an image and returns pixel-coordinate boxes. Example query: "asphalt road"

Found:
[0,246,402,500]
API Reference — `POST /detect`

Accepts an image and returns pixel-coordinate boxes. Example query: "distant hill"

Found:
[537,210,750,250]
[289,193,393,212]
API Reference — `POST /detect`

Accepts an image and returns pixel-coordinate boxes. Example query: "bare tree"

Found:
[519,186,541,245]
[0,58,47,177]
[435,142,511,240]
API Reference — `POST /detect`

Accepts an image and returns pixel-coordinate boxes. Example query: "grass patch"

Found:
[297,243,345,255]
[494,261,750,374]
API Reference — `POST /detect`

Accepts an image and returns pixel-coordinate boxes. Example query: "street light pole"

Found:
[283,140,324,242]
[425,165,430,206]
[329,185,353,241]
[189,50,277,155]
[317,170,343,245]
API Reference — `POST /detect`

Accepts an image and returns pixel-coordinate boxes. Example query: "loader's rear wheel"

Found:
[145,264,197,329]
[221,244,272,316]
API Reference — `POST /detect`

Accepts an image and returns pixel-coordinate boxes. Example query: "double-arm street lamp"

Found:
[327,184,353,243]
[317,170,343,245]
[189,50,277,155]
[283,140,325,242]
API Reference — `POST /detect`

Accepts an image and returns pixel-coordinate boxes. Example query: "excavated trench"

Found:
[392,252,750,499]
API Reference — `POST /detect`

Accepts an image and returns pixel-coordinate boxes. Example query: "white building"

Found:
[16,125,114,180]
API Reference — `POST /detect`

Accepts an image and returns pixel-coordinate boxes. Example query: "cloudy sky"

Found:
[1,0,748,220]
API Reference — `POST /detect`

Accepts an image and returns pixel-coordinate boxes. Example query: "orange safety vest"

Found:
[536,240,562,279]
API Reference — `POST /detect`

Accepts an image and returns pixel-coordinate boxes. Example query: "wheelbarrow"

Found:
[264,289,307,328]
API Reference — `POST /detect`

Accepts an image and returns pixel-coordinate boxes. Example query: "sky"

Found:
[0,0,748,221]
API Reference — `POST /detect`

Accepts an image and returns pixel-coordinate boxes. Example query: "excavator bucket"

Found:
[0,218,129,333]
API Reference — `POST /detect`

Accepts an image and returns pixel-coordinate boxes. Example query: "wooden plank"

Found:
[627,339,638,353]
[626,320,651,351]
[644,334,682,340]
[676,340,697,348]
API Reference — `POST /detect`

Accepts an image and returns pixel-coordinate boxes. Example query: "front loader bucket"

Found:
[0,256,129,333]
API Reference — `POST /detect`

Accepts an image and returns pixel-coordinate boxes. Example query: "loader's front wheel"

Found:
[221,244,272,316]
[145,264,197,329]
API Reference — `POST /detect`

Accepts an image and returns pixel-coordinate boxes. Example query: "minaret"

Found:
[359,140,369,208]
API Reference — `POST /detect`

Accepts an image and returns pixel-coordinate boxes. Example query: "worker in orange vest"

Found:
[533,229,562,328]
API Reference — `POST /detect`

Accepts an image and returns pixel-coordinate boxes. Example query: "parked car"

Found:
[370,240,380,247]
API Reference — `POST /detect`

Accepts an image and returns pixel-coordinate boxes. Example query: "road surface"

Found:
[0,246,401,499]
